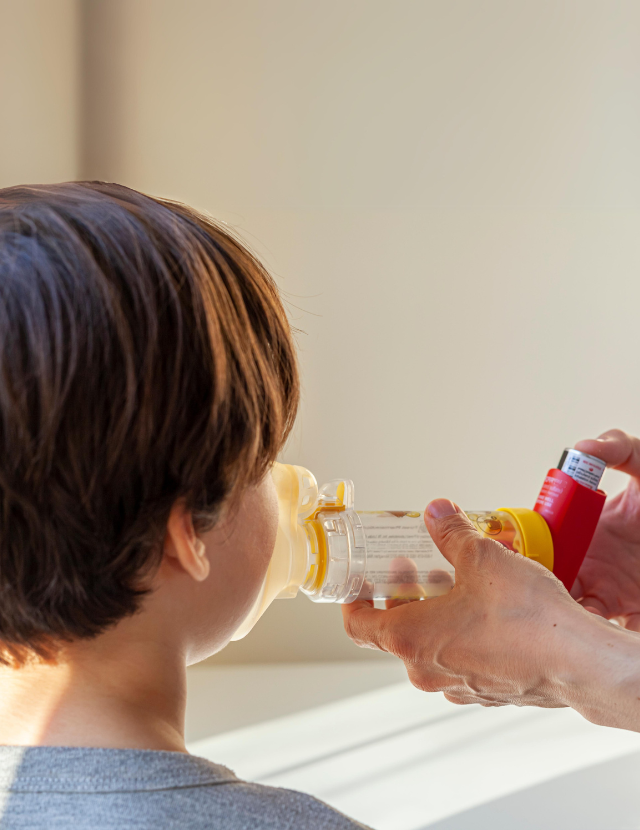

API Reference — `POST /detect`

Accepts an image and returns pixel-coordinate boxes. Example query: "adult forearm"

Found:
[560,614,640,732]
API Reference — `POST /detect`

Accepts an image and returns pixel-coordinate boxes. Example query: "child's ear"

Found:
[164,500,210,582]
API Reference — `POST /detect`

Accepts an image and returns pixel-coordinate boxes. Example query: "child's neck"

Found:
[0,618,188,752]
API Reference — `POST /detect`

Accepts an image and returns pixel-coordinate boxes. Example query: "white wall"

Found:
[0,0,80,187]
[34,0,640,660]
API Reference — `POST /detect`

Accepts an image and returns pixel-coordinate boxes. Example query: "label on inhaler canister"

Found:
[358,512,452,587]
[558,449,606,491]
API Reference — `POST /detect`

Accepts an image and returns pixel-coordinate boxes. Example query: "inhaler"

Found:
[231,448,607,640]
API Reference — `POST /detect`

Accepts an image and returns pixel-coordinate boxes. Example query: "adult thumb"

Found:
[424,499,486,571]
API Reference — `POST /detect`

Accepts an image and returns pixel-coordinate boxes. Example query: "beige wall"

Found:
[4,1,640,661]
[0,0,80,186]
[79,0,640,662]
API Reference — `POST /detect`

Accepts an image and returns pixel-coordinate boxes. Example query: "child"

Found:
[0,183,369,828]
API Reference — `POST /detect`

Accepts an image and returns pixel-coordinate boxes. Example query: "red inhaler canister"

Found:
[534,449,607,591]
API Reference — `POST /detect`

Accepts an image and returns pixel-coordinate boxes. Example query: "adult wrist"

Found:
[555,609,640,731]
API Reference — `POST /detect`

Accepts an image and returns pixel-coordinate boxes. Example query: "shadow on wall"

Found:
[421,750,640,830]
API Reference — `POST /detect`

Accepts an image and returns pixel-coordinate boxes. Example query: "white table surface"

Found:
[187,662,640,830]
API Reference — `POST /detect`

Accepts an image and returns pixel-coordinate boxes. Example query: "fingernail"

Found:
[426,499,459,519]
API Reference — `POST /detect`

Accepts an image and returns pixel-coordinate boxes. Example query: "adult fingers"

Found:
[384,556,424,609]
[575,430,640,478]
[342,598,433,659]
[569,574,584,602]
[427,568,455,594]
[341,600,396,652]
[443,692,476,705]
[577,596,608,617]
[387,556,420,584]
[443,692,505,707]
[354,579,375,603]
[582,604,607,618]
[423,499,490,571]
[385,597,416,609]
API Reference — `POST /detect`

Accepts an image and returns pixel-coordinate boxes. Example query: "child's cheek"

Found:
[198,475,280,655]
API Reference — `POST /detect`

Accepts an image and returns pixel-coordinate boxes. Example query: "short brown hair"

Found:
[0,182,299,664]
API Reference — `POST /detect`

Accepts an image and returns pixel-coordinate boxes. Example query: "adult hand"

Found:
[342,499,640,729]
[572,430,640,630]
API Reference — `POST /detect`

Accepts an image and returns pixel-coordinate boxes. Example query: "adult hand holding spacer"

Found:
[232,448,608,639]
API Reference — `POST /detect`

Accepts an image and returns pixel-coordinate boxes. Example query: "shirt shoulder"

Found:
[188,777,372,830]
[0,746,372,830]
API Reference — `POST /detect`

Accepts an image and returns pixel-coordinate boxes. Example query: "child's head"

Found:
[0,182,299,665]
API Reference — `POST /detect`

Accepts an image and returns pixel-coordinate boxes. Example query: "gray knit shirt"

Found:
[0,746,370,829]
